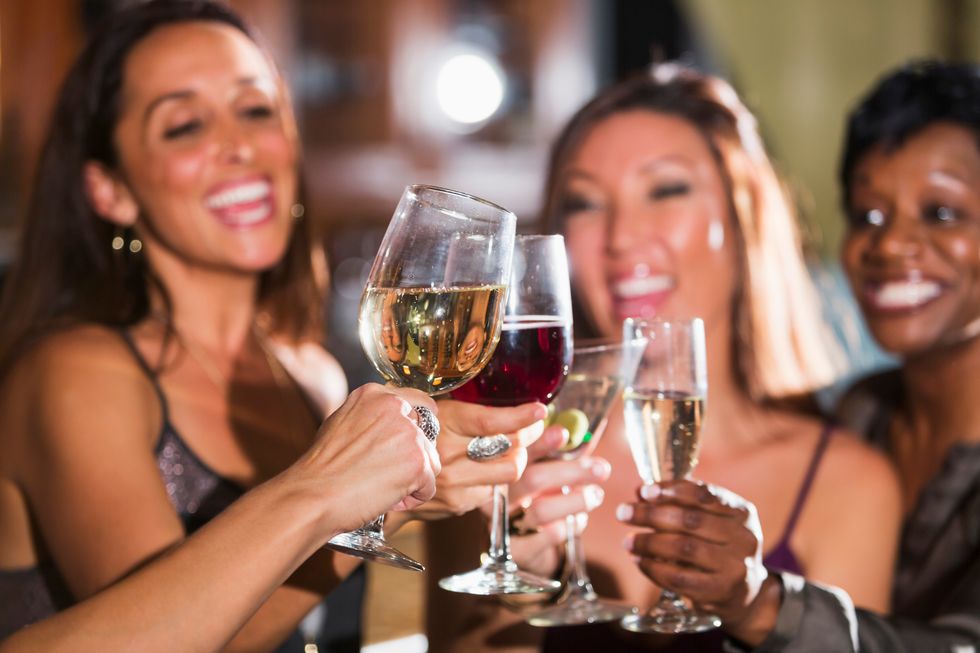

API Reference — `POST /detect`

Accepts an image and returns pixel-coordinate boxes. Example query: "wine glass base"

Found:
[325,531,424,572]
[526,596,638,626]
[620,611,721,634]
[439,564,561,596]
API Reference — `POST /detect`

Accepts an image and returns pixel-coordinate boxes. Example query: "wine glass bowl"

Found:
[620,317,720,634]
[327,185,516,572]
[525,337,645,627]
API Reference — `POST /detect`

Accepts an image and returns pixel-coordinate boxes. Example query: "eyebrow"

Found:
[141,76,266,126]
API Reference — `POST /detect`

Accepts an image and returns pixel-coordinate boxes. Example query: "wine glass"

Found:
[525,336,646,626]
[619,317,721,633]
[439,234,572,595]
[327,184,516,572]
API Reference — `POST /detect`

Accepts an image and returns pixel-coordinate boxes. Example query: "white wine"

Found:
[623,390,704,484]
[359,284,505,394]
[549,374,624,460]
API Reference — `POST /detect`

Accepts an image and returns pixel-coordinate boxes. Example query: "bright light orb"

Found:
[435,53,505,125]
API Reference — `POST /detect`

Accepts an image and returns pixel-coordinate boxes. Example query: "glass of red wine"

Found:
[439,234,572,595]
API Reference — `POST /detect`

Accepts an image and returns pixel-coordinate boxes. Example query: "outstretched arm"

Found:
[1,383,441,653]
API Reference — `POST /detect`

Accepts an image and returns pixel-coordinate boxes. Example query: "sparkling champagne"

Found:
[623,390,704,484]
[359,285,505,394]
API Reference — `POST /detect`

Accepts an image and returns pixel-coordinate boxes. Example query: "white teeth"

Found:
[205,181,271,209]
[224,204,269,225]
[614,275,674,298]
[872,281,942,309]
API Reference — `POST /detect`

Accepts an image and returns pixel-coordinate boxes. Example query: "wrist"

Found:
[724,573,783,647]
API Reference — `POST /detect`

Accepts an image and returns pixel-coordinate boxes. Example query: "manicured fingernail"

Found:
[615,503,633,521]
[584,484,604,510]
[640,484,661,501]
[591,459,611,478]
[623,533,634,551]
[553,427,570,446]
[533,404,548,419]
[575,512,589,532]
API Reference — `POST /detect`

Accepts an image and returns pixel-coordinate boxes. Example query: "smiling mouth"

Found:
[610,274,675,318]
[865,279,943,311]
[204,179,274,227]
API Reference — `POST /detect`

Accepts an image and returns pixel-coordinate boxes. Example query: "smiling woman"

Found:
[0,2,545,652]
[842,122,980,356]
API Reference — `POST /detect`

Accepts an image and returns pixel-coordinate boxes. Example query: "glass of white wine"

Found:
[620,317,721,633]
[326,184,515,572]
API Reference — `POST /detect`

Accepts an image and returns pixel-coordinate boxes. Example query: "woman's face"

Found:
[108,21,298,274]
[842,122,980,357]
[557,110,737,339]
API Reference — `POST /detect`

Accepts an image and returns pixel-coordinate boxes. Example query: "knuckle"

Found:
[681,509,703,529]
[676,536,697,558]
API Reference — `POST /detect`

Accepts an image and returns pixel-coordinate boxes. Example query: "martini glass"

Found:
[526,336,645,626]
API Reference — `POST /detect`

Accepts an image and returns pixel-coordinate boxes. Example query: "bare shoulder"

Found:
[4,323,152,391]
[0,324,160,476]
[820,426,899,494]
[763,411,900,509]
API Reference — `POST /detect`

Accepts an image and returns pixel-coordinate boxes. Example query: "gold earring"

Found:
[111,227,142,254]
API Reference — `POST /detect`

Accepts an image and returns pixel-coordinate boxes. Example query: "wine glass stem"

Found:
[656,589,687,614]
[359,514,385,538]
[487,484,513,566]
[563,511,596,600]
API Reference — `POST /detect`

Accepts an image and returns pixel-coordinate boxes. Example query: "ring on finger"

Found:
[413,405,440,442]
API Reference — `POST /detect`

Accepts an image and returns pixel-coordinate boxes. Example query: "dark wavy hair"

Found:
[840,60,980,204]
[541,63,842,400]
[0,0,325,375]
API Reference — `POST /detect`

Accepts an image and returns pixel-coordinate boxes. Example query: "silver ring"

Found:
[466,434,512,461]
[414,406,440,442]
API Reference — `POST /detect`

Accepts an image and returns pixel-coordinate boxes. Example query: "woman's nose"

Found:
[216,124,254,164]
[866,211,925,262]
[606,203,643,254]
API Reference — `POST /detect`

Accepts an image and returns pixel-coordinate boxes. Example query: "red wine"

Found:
[453,316,572,407]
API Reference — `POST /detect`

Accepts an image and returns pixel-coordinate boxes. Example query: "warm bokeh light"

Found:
[435,52,505,125]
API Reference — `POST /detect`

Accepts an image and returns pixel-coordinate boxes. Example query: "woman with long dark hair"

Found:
[0,1,552,649]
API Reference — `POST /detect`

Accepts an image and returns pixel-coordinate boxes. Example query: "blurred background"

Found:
[1,0,977,649]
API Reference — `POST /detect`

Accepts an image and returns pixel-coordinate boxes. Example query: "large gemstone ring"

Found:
[413,405,440,442]
[466,434,512,461]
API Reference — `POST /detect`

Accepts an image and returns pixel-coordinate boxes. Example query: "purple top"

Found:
[542,424,834,652]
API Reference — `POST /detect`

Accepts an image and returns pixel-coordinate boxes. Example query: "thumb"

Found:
[438,399,548,439]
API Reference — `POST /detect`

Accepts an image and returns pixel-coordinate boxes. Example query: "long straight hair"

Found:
[0,0,326,376]
[542,63,842,401]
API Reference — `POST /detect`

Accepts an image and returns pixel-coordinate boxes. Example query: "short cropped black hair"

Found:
[840,60,980,204]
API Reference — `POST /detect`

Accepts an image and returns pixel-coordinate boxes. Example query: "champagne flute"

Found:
[525,336,645,626]
[327,184,515,572]
[620,317,720,633]
[439,235,571,595]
